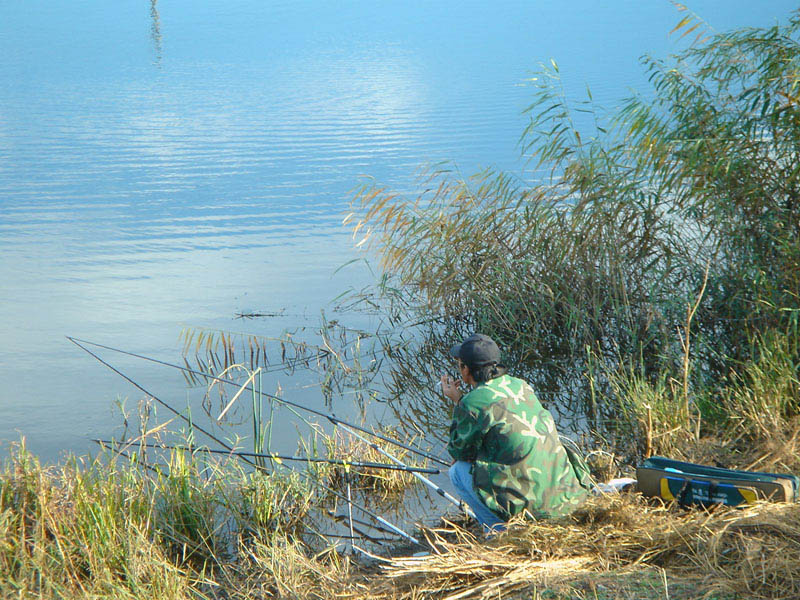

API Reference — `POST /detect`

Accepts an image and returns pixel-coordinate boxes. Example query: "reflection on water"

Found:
[0,0,797,462]
[150,0,162,64]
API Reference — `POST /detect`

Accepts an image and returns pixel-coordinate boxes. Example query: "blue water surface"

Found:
[0,1,796,461]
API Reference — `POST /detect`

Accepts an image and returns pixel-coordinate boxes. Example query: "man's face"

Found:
[457,360,469,382]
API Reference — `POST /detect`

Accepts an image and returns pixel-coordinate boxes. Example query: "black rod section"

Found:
[93,440,439,474]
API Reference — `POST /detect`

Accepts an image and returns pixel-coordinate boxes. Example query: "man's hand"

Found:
[441,374,462,405]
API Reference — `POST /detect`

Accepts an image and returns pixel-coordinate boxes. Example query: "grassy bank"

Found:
[2,445,800,599]
[0,443,363,599]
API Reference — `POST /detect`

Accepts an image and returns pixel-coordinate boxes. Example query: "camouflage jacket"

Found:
[447,374,589,520]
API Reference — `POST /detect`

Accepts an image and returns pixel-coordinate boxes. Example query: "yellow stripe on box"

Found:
[660,478,675,501]
[739,487,757,504]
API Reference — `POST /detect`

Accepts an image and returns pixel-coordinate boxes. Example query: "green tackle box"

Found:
[636,456,799,507]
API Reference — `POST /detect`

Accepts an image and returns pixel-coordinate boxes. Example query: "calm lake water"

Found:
[1,1,796,463]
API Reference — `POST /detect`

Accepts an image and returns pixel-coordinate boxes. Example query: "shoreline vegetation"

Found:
[3,445,800,599]
[4,9,800,600]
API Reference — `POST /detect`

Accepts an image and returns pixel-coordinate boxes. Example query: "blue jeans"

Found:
[449,461,506,533]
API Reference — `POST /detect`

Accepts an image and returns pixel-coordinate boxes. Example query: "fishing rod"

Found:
[93,439,440,474]
[97,432,422,548]
[335,422,474,519]
[74,338,424,550]
[72,338,256,467]
[264,450,423,547]
[345,471,356,554]
[96,441,164,476]
[319,533,397,543]
[67,336,450,468]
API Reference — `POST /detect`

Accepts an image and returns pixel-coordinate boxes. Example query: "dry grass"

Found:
[225,538,362,600]
[366,494,800,600]
[320,428,423,508]
[3,442,800,599]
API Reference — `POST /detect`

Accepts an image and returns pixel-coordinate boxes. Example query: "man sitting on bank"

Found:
[441,333,590,532]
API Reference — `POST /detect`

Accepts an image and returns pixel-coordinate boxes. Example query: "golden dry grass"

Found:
[364,493,800,600]
[3,443,800,599]
[321,428,423,507]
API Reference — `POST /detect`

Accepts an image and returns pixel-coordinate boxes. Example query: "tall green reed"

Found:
[347,10,800,461]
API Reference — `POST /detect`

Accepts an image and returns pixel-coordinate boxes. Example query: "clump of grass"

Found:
[0,445,193,598]
[603,365,699,461]
[596,327,800,470]
[371,494,800,600]
[0,441,359,599]
[236,469,316,540]
[319,428,422,508]
[227,536,358,600]
[153,450,224,566]
[718,329,800,471]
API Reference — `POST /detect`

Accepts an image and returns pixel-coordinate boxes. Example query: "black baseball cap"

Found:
[449,333,501,369]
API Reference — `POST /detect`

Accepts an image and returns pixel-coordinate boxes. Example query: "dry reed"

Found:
[368,494,800,600]
[3,443,800,599]
[321,428,422,507]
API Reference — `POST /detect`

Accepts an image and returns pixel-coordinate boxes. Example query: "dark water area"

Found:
[1,1,797,464]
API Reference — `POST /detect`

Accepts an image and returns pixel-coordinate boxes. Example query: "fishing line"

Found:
[71,338,255,466]
[180,350,331,382]
[269,453,423,547]
[180,325,388,377]
[337,423,474,519]
[93,440,440,474]
[67,336,450,467]
[94,441,164,476]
